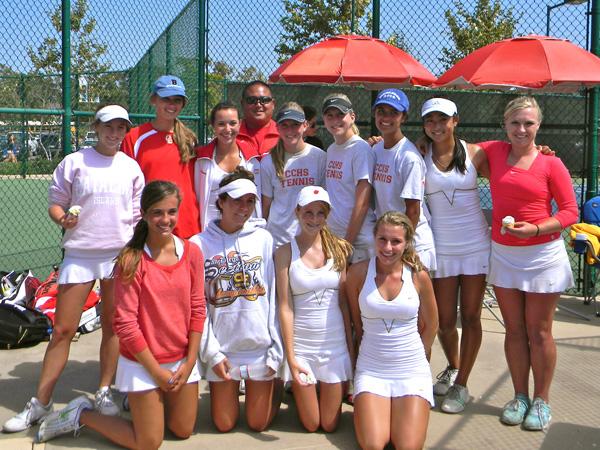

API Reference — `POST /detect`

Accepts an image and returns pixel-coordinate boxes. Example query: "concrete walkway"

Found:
[0,295,598,449]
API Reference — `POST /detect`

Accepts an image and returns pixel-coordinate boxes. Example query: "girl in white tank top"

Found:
[274,186,353,433]
[346,211,438,450]
[421,98,490,414]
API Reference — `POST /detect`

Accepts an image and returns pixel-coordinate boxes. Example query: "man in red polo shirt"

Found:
[238,80,279,157]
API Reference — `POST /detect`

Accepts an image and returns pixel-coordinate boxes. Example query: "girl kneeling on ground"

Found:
[191,167,283,432]
[36,181,206,449]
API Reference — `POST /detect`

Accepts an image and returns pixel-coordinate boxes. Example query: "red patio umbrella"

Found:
[269,34,435,89]
[435,35,600,93]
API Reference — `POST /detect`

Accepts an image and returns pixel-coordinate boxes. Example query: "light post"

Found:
[546,0,588,36]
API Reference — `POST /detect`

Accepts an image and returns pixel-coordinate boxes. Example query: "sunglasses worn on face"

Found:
[245,96,273,105]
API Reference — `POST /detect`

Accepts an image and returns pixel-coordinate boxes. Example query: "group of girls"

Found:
[2,70,576,449]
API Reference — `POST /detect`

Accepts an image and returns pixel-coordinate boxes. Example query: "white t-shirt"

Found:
[205,161,229,226]
[372,138,435,252]
[325,135,376,246]
[261,144,326,248]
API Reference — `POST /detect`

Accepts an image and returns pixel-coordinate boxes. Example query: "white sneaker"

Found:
[2,397,53,433]
[94,387,119,416]
[433,365,458,396]
[36,395,93,443]
[441,384,470,414]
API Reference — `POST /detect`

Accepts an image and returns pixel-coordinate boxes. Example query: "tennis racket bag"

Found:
[0,301,52,349]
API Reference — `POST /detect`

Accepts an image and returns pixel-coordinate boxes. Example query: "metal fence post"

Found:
[166,25,172,75]
[198,0,207,143]
[587,0,599,200]
[370,0,381,136]
[62,0,72,156]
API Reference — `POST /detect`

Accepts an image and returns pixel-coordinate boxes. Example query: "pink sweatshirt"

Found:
[48,147,145,254]
[481,141,578,246]
[113,240,206,363]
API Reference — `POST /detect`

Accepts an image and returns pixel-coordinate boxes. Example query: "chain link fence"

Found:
[0,0,594,293]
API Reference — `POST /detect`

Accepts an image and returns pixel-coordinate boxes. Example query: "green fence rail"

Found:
[0,0,597,296]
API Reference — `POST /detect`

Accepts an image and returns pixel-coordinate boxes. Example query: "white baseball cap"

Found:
[421,98,458,118]
[95,105,132,126]
[296,186,331,207]
[217,178,258,199]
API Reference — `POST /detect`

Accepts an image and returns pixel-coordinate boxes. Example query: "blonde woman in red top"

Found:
[481,96,578,431]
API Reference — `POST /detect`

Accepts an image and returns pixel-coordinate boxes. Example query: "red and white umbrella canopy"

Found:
[435,35,600,93]
[269,34,435,89]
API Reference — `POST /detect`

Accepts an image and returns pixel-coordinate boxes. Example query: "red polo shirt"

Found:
[237,119,279,157]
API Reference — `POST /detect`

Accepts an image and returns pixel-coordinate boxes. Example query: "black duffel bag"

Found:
[0,301,52,349]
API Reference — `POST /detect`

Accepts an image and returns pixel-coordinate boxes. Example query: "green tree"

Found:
[27,0,121,109]
[275,0,371,63]
[0,65,21,108]
[441,0,520,69]
[28,0,108,75]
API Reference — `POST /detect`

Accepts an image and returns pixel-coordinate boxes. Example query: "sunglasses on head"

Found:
[244,96,273,105]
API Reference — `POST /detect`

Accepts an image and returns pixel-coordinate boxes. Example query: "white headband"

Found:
[217,178,258,199]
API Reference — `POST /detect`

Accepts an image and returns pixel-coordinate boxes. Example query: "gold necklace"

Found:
[432,153,452,170]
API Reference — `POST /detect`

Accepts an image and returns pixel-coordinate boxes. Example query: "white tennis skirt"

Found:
[432,248,490,279]
[354,372,434,407]
[115,355,201,392]
[489,239,574,293]
[417,246,437,272]
[58,250,118,285]
[282,352,352,384]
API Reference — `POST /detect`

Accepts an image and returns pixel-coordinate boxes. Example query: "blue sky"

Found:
[1,0,591,77]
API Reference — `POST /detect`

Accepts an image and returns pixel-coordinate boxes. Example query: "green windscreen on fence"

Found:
[0,0,594,294]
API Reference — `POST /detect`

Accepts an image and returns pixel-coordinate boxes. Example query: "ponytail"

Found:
[173,118,197,163]
[115,219,148,283]
[320,224,353,272]
[451,136,467,174]
[271,138,286,180]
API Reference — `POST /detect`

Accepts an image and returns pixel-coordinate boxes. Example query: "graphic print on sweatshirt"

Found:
[204,251,266,307]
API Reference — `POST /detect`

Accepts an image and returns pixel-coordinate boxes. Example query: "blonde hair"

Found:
[115,181,181,282]
[322,93,359,137]
[272,101,305,180]
[173,118,197,163]
[373,211,424,272]
[297,202,353,271]
[503,96,542,123]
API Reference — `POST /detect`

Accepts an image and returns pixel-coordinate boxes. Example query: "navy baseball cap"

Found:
[153,75,187,99]
[373,89,409,113]
[275,108,306,123]
[322,96,353,114]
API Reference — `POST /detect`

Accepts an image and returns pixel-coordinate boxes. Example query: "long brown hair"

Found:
[374,211,424,272]
[115,181,181,282]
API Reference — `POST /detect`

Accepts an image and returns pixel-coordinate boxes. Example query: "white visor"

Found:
[421,98,458,118]
[217,178,258,199]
